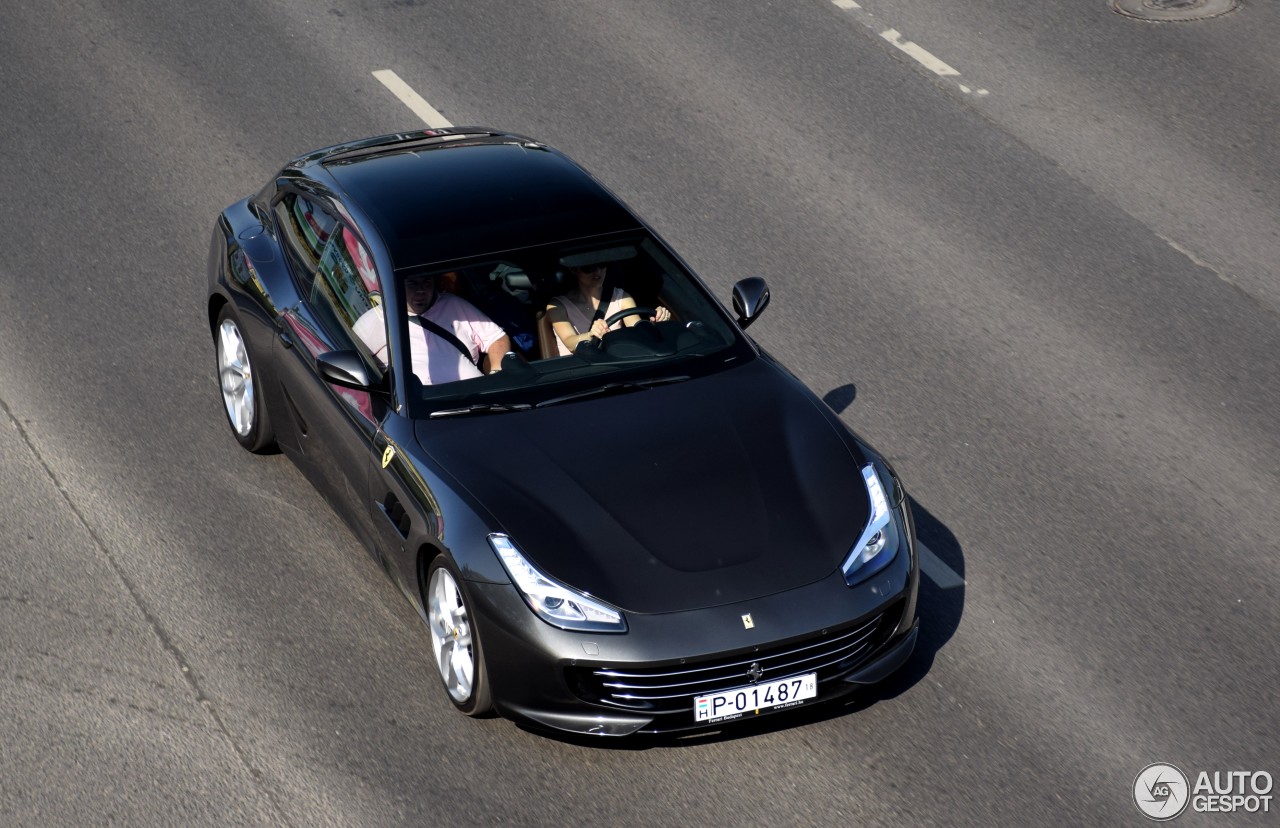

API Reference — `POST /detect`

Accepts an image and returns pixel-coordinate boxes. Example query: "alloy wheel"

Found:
[217,318,254,437]
[428,565,476,703]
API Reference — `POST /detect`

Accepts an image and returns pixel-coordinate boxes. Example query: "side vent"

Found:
[378,493,412,539]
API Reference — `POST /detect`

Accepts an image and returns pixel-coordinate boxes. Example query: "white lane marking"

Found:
[880,29,959,77]
[372,69,454,128]
[918,541,965,589]
[830,1,990,96]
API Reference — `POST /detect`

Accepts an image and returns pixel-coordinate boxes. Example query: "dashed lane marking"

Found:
[919,541,966,589]
[372,69,454,128]
[881,29,959,77]
[830,1,989,96]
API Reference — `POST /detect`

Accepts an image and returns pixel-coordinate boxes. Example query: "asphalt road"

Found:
[1,0,1277,825]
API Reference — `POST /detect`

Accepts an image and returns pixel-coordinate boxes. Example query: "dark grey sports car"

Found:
[207,128,919,736]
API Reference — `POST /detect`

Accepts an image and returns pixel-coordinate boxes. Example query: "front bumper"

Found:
[467,524,920,736]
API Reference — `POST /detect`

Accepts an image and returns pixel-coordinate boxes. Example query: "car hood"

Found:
[416,360,871,614]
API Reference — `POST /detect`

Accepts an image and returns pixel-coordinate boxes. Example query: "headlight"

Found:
[841,463,902,586]
[488,534,627,633]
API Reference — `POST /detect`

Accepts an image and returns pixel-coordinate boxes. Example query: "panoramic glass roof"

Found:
[326,141,642,269]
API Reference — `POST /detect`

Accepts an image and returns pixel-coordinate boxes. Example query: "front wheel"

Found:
[214,304,275,453]
[426,558,493,716]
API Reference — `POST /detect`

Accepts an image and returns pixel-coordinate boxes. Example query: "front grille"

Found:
[567,603,900,716]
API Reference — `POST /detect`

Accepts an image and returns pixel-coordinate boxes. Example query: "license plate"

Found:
[694,672,818,723]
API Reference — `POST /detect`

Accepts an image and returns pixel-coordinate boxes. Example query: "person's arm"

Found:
[615,294,639,327]
[483,334,513,373]
[351,307,389,367]
[446,294,511,374]
[615,293,671,326]
[546,300,602,351]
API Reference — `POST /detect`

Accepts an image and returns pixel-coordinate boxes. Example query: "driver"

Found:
[545,263,670,356]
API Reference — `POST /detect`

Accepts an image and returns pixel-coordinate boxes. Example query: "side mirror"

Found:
[732,277,770,329]
[317,350,375,391]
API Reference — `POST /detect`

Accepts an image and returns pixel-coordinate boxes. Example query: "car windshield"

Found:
[386,234,754,417]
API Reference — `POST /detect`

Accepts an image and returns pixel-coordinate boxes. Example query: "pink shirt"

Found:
[354,293,506,385]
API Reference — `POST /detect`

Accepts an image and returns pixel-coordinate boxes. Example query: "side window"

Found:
[276,193,386,371]
[276,193,337,275]
[316,227,380,326]
[313,226,385,371]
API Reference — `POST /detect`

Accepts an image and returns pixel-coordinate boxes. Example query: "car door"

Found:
[269,189,387,548]
[364,410,449,608]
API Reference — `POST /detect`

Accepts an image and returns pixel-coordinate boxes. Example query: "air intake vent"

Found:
[567,603,900,717]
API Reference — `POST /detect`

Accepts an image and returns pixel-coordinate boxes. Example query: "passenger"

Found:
[354,272,511,384]
[545,263,671,356]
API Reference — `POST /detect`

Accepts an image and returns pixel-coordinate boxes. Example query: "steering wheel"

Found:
[603,306,657,328]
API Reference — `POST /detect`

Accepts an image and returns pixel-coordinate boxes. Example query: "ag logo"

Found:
[1134,763,1190,821]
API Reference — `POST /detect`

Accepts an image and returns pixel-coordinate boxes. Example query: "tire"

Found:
[214,304,275,453]
[425,557,493,716]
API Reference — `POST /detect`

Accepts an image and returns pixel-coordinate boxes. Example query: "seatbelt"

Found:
[409,314,479,367]
[589,282,619,328]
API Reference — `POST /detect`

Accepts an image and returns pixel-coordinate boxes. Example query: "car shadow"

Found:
[818,380,967,714]
[822,383,858,413]
[851,497,965,703]
[520,383,966,750]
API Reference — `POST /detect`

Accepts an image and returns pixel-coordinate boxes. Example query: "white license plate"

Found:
[694,672,818,723]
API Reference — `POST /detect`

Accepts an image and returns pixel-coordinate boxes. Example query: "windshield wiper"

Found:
[429,402,532,418]
[535,375,690,408]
